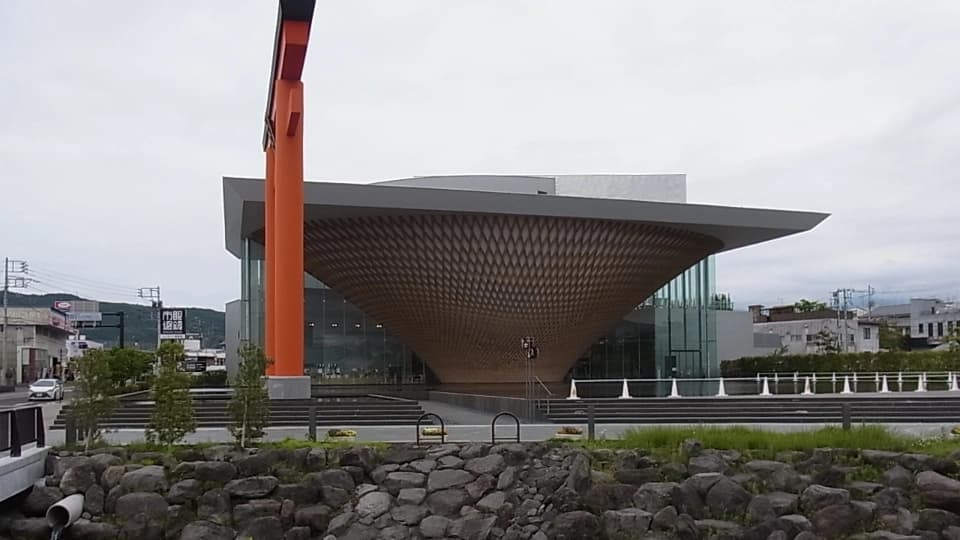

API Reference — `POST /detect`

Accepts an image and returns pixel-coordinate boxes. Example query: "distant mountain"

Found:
[5,292,225,350]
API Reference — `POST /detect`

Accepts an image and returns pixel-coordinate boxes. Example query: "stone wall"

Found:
[2,441,960,539]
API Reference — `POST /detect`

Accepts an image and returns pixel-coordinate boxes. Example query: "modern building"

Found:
[223,174,826,390]
[871,298,960,348]
[750,304,880,355]
[0,307,72,384]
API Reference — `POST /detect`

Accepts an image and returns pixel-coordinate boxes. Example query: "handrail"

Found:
[0,405,44,457]
[534,377,554,396]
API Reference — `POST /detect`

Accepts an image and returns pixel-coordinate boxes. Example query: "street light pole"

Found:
[520,336,539,422]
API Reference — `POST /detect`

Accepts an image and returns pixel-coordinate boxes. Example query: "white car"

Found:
[28,379,64,401]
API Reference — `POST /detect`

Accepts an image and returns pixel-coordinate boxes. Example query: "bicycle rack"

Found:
[415,413,446,445]
[491,412,521,445]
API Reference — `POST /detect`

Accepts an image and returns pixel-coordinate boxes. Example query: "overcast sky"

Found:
[2,1,958,311]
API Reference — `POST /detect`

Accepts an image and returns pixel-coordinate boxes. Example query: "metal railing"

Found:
[561,371,960,399]
[533,376,553,417]
[0,405,45,458]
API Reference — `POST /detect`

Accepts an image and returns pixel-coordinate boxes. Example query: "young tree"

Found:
[105,348,153,389]
[72,349,118,451]
[813,330,840,354]
[794,299,827,313]
[229,344,271,448]
[879,322,908,351]
[146,342,196,447]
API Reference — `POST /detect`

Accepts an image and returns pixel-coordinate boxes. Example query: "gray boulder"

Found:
[320,485,351,508]
[883,465,914,490]
[564,453,592,494]
[766,467,809,493]
[688,453,728,475]
[237,516,284,540]
[119,465,168,494]
[88,453,123,477]
[916,508,960,531]
[602,508,653,538]
[477,491,507,513]
[115,492,168,535]
[303,468,355,492]
[872,487,912,512]
[294,503,334,533]
[284,526,312,540]
[356,490,392,520]
[683,472,723,496]
[82,484,104,516]
[165,504,192,539]
[581,483,636,514]
[916,470,960,512]
[60,462,97,495]
[428,468,475,492]
[224,475,279,498]
[439,455,465,469]
[324,510,355,537]
[384,471,426,493]
[101,465,125,491]
[409,459,437,473]
[466,474,496,501]
[801,484,851,512]
[382,445,427,464]
[398,487,426,506]
[550,511,600,540]
[339,446,380,472]
[812,503,871,538]
[450,515,497,540]
[705,477,752,518]
[672,481,705,519]
[426,488,470,516]
[275,483,318,506]
[67,520,119,540]
[391,504,429,525]
[194,461,237,483]
[614,468,661,486]
[233,499,282,529]
[178,520,236,540]
[466,454,507,476]
[633,482,680,513]
[197,488,232,525]
[166,479,203,504]
[652,505,679,530]
[21,485,63,517]
[7,517,49,540]
[420,515,451,538]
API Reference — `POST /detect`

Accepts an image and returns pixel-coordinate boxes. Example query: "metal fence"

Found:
[0,405,45,457]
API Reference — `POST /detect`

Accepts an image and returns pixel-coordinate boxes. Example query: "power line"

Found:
[27,265,140,293]
[27,269,140,298]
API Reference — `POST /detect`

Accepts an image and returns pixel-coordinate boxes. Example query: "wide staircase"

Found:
[51,393,428,429]
[539,394,960,424]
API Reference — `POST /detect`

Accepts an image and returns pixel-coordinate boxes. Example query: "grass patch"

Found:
[582,425,960,459]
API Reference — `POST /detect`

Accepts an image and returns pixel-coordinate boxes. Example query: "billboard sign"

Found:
[160,308,187,338]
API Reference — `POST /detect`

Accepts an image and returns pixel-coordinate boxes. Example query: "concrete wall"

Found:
[224,299,241,379]
[717,311,766,361]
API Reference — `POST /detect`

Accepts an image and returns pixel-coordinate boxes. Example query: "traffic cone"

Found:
[567,379,580,400]
[842,376,853,394]
[669,378,681,398]
[880,375,890,393]
[802,377,814,396]
[761,377,772,396]
[716,378,727,397]
[619,379,631,399]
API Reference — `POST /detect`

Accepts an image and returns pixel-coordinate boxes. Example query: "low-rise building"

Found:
[749,304,880,355]
[0,307,72,384]
[66,334,105,359]
[871,298,960,348]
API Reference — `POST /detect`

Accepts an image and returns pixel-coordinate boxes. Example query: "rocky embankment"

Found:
[2,441,960,539]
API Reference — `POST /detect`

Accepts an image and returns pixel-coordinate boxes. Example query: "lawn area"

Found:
[582,425,960,458]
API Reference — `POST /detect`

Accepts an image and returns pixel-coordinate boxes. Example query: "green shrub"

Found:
[192,370,228,388]
[721,350,960,377]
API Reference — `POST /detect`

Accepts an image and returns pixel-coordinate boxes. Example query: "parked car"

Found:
[28,378,64,401]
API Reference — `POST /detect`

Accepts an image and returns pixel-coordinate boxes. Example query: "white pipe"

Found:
[47,494,84,531]
[619,379,631,399]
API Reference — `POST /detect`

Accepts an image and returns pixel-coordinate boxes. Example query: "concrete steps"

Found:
[51,396,429,429]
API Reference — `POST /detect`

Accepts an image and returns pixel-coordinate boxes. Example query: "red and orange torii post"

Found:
[261,0,315,397]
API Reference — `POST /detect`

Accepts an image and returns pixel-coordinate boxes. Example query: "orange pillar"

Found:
[273,78,304,377]
[264,146,277,376]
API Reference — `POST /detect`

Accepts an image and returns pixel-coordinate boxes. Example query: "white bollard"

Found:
[801,376,814,396]
[842,376,853,394]
[716,377,727,397]
[812,372,817,383]
[880,375,890,393]
[915,373,926,393]
[619,379,631,399]
[875,372,880,388]
[669,378,681,399]
[793,372,799,383]
[567,379,580,400]
[761,376,772,396]
[951,373,960,392]
[897,372,903,392]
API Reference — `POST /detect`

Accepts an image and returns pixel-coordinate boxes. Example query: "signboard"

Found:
[54,301,72,311]
[160,308,186,338]
[68,312,103,323]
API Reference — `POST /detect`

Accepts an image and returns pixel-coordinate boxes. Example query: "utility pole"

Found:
[2,258,29,379]
[137,286,161,350]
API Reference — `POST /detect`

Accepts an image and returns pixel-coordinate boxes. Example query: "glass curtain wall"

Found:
[241,240,423,384]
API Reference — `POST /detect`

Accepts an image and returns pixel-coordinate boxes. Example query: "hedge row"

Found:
[720,350,960,377]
